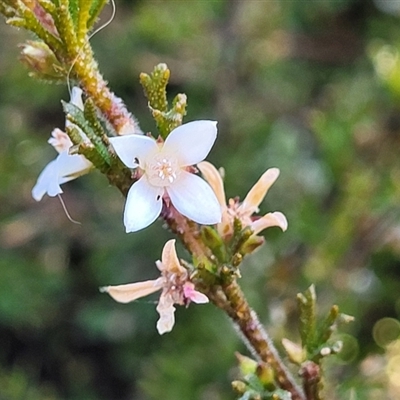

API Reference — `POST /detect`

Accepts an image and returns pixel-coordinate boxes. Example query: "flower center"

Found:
[48,129,73,153]
[146,153,180,187]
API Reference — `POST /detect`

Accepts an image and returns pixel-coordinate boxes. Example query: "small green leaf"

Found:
[68,0,79,27]
[140,63,169,112]
[316,304,339,345]
[62,99,111,167]
[87,0,109,31]
[201,226,228,263]
[140,64,187,139]
[297,284,317,353]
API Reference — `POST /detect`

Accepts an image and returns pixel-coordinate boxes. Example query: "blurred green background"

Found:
[1,0,400,398]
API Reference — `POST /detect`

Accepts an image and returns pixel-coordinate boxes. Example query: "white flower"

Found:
[198,161,288,239]
[32,87,92,201]
[109,120,222,232]
[100,239,209,335]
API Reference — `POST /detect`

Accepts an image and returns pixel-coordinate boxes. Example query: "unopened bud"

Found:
[201,226,227,262]
[240,234,265,255]
[19,41,63,80]
[235,352,257,375]
[282,338,306,365]
[320,347,331,356]
[256,362,275,388]
[231,380,247,394]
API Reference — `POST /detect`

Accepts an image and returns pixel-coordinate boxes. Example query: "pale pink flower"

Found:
[109,120,222,232]
[100,239,208,335]
[32,87,92,201]
[197,161,288,239]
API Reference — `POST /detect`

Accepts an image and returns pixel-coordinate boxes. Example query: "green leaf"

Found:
[87,0,109,31]
[62,99,111,168]
[140,63,187,139]
[297,285,317,353]
[68,0,79,27]
[201,226,228,263]
[316,304,339,345]
[140,63,169,112]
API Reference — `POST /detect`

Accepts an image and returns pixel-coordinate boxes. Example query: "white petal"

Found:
[159,239,186,274]
[163,120,217,166]
[156,294,176,335]
[32,152,91,201]
[197,161,226,206]
[189,291,209,304]
[56,151,92,179]
[48,128,73,153]
[123,176,164,232]
[70,87,84,110]
[251,211,288,235]
[167,171,222,225]
[32,159,63,201]
[66,87,84,133]
[109,135,157,168]
[100,280,162,303]
[240,168,280,215]
[183,283,209,304]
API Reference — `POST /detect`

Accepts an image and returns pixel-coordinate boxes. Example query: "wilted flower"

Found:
[100,239,208,334]
[109,120,222,232]
[198,161,288,239]
[32,87,92,201]
[20,40,63,80]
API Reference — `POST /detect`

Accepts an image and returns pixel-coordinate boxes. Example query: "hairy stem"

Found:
[212,279,306,400]
[69,44,137,135]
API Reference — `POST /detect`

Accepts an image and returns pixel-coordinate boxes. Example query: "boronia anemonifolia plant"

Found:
[0,1,353,399]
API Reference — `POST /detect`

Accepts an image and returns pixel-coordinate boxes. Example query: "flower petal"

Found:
[156,293,176,334]
[109,135,158,168]
[100,279,162,303]
[240,168,280,215]
[157,239,186,274]
[167,171,222,225]
[56,151,92,179]
[197,161,226,207]
[48,128,73,153]
[123,176,164,232]
[70,87,84,109]
[32,159,63,201]
[251,211,288,235]
[163,120,217,166]
[183,282,209,304]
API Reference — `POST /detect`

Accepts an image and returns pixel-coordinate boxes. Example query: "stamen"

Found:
[57,194,81,225]
[147,154,180,187]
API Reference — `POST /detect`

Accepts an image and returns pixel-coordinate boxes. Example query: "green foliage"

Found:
[140,63,187,139]
[296,285,352,364]
[0,367,58,400]
[62,99,111,169]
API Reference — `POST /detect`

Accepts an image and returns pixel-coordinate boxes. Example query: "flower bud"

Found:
[231,380,247,394]
[201,226,227,262]
[256,362,275,388]
[235,352,257,375]
[282,338,306,365]
[19,41,63,80]
[239,234,265,255]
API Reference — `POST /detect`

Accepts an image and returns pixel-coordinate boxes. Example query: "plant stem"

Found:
[213,279,306,400]
[70,44,138,135]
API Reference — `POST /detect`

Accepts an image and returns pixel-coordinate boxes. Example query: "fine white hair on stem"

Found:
[67,0,117,96]
[232,319,261,361]
[57,194,81,225]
